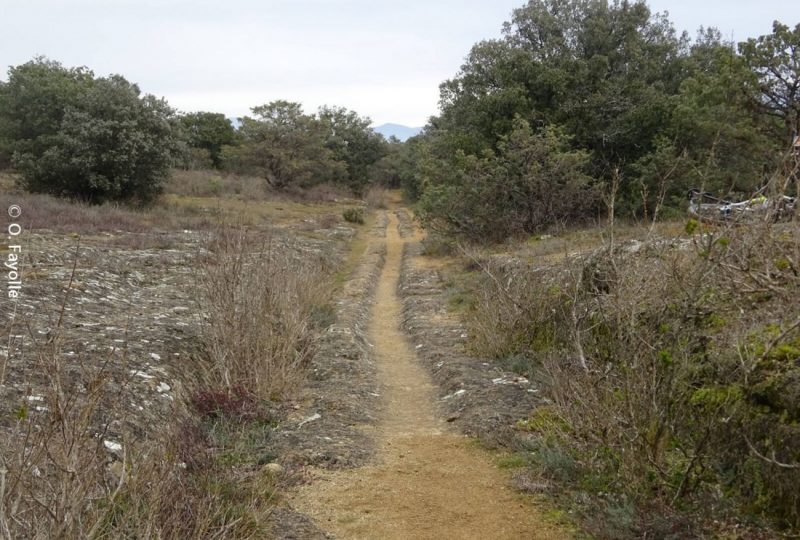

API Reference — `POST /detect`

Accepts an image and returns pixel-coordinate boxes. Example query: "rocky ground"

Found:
[0,204,358,502]
[397,213,543,450]
[1,195,566,538]
[0,229,204,445]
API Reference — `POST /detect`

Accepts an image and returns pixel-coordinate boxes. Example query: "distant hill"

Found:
[373,123,423,142]
[228,118,422,141]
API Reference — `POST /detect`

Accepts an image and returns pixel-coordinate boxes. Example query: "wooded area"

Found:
[400,0,799,241]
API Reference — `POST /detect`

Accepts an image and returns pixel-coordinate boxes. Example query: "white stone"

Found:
[442,389,466,400]
[103,440,123,453]
[298,413,321,427]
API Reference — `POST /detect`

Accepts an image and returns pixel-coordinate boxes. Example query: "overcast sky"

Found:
[0,1,796,126]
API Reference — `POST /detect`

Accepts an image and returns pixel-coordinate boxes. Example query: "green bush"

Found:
[342,207,365,224]
[417,119,598,242]
[420,234,457,256]
[180,111,236,169]
[0,58,178,204]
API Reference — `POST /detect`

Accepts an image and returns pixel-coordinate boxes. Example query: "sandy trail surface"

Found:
[289,210,565,539]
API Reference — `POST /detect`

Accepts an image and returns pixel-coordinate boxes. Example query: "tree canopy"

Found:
[739,21,800,142]
[0,57,179,204]
[180,111,236,169]
[406,0,796,240]
[220,101,387,194]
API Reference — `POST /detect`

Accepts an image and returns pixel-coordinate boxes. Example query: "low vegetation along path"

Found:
[291,209,562,539]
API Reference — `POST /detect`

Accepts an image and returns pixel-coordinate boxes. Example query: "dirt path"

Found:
[290,210,564,539]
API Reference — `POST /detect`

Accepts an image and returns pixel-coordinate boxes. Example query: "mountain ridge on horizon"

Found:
[227,118,423,143]
[372,123,423,142]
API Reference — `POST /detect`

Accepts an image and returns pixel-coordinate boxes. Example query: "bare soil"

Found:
[289,208,565,539]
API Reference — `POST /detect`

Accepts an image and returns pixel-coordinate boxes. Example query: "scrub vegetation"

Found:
[395,0,800,536]
[0,0,798,538]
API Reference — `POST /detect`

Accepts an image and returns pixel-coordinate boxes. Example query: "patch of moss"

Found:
[690,385,743,409]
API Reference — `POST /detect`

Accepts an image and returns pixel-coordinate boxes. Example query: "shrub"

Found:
[418,119,599,242]
[342,207,365,224]
[364,185,388,209]
[421,234,457,257]
[199,228,331,399]
[1,58,178,204]
[467,183,800,533]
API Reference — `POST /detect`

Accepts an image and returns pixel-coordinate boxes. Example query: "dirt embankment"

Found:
[268,212,388,538]
[397,216,543,450]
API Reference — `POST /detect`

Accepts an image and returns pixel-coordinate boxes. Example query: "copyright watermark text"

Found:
[7,204,22,299]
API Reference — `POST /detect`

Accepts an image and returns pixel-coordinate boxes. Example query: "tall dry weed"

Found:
[467,166,800,534]
[0,225,323,538]
[364,186,388,209]
[198,228,330,399]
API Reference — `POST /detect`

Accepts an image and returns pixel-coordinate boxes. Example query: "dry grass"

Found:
[198,227,332,399]
[0,337,125,537]
[0,243,285,538]
[165,170,267,201]
[0,192,160,234]
[364,186,388,209]
[0,170,363,238]
[284,182,355,204]
[0,172,348,537]
[461,205,800,535]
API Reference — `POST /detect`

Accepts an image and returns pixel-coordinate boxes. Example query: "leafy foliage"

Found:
[739,21,800,141]
[0,57,178,204]
[180,111,237,169]
[318,105,387,194]
[222,101,342,189]
[342,207,365,224]
[406,1,795,240]
[418,118,597,240]
[221,101,387,193]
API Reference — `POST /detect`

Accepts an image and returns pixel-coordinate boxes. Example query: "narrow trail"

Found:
[290,208,563,539]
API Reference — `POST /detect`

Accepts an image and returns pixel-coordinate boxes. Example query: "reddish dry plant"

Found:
[190,385,273,423]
